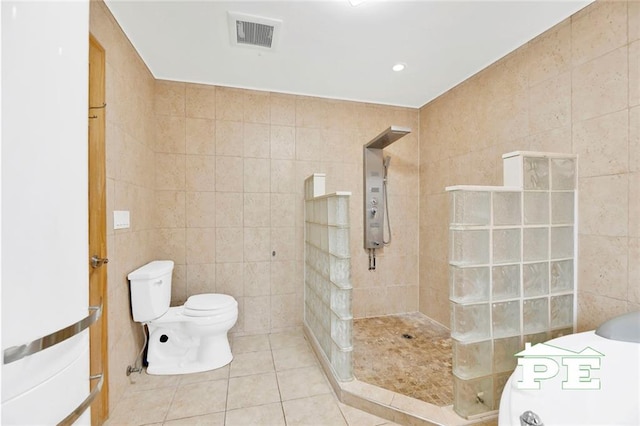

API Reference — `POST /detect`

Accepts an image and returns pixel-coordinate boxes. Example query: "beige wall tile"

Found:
[216,192,243,227]
[296,127,323,161]
[156,153,186,191]
[155,80,185,116]
[271,293,298,329]
[244,91,271,124]
[215,227,244,263]
[527,20,571,86]
[577,291,628,331]
[215,120,244,157]
[579,235,628,299]
[216,87,244,121]
[186,118,215,155]
[244,158,271,193]
[244,193,271,227]
[270,260,297,295]
[529,72,571,134]
[155,115,185,153]
[631,0,640,42]
[628,238,640,305]
[186,155,215,191]
[579,174,628,236]
[630,40,640,107]
[631,106,640,173]
[244,296,271,332]
[571,0,628,66]
[244,227,271,262]
[186,228,216,265]
[156,228,186,265]
[216,156,244,192]
[270,193,296,227]
[271,227,296,261]
[156,190,185,228]
[186,84,216,119]
[630,172,639,237]
[573,110,629,177]
[270,159,296,193]
[186,191,216,228]
[572,46,628,121]
[270,94,296,126]
[244,262,271,297]
[243,123,270,158]
[186,263,215,295]
[270,125,296,160]
[216,262,244,299]
[296,98,328,128]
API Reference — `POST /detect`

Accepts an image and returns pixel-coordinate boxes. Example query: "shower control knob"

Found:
[370,207,377,217]
[371,198,378,205]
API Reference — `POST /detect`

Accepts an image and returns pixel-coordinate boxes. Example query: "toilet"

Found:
[128,260,238,375]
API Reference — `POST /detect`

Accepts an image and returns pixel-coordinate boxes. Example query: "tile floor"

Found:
[353,313,453,406]
[105,329,400,426]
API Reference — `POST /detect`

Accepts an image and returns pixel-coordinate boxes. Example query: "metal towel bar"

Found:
[57,373,104,426]
[3,301,102,364]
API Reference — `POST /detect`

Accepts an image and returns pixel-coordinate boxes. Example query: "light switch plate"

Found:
[114,210,130,229]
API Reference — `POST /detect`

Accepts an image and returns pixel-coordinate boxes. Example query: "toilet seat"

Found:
[184,293,237,317]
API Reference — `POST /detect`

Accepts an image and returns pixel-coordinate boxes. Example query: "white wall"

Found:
[1,1,91,423]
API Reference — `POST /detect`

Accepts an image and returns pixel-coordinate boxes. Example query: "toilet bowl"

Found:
[128,260,238,375]
[498,312,640,425]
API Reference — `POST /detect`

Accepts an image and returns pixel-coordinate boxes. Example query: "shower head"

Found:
[383,156,391,169]
[364,126,411,149]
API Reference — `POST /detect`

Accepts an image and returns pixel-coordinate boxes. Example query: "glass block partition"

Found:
[304,174,353,381]
[447,152,577,418]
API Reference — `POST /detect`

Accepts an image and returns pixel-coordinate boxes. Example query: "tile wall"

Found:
[152,81,420,333]
[419,0,639,331]
[90,0,158,410]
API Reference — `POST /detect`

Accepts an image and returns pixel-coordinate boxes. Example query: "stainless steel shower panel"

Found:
[363,147,385,249]
[363,126,411,250]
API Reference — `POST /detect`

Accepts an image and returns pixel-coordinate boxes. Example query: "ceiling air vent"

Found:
[228,12,282,51]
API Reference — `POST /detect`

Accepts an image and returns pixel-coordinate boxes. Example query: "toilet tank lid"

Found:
[128,260,174,281]
[185,294,236,310]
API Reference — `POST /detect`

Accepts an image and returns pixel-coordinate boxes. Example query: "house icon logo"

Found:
[515,342,604,390]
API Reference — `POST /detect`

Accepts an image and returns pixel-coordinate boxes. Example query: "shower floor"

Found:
[353,312,454,406]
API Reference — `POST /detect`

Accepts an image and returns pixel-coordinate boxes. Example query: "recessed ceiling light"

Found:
[392,63,406,72]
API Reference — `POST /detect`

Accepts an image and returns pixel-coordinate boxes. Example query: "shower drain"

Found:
[402,333,415,339]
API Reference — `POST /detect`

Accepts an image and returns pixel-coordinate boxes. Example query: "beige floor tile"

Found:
[162,412,225,425]
[166,380,228,421]
[107,387,176,425]
[338,402,396,426]
[268,329,307,349]
[282,394,347,426]
[229,350,275,377]
[272,344,317,371]
[224,402,286,426]
[178,366,229,385]
[276,366,331,401]
[127,371,182,392]
[232,334,271,353]
[227,372,281,410]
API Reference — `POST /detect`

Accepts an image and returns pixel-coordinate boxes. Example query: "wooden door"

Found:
[88,34,109,425]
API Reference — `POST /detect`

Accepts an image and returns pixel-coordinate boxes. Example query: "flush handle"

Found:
[91,255,109,268]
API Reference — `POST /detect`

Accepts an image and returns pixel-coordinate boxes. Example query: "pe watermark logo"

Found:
[515,342,604,390]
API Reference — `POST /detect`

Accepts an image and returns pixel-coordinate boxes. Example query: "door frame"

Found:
[88,34,109,425]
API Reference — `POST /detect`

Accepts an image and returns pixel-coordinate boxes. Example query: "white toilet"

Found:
[128,260,238,375]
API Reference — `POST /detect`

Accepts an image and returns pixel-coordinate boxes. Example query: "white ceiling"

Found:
[105,0,593,109]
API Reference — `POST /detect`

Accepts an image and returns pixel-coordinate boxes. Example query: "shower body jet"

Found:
[363,126,411,269]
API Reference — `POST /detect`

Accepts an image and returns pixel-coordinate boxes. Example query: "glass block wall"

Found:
[304,174,353,381]
[447,152,577,418]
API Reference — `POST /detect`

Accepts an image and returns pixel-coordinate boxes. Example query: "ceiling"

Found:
[105,0,593,109]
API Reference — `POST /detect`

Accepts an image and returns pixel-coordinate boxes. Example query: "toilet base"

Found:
[145,325,234,375]
[146,352,232,375]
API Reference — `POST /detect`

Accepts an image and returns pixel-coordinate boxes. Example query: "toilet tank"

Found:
[128,260,174,322]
